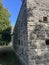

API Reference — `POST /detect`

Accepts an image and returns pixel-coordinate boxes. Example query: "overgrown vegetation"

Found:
[0,0,11,45]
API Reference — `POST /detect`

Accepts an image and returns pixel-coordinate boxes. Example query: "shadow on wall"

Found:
[13,0,29,65]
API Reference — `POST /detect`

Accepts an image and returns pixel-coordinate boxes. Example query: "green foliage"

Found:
[2,27,11,44]
[0,0,11,45]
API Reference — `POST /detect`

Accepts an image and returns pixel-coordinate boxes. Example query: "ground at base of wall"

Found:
[0,51,22,65]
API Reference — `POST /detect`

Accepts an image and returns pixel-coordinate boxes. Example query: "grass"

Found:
[0,51,22,65]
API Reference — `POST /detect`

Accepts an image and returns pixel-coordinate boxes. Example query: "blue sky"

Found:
[2,0,22,26]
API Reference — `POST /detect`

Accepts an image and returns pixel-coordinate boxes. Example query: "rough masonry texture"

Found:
[13,0,49,65]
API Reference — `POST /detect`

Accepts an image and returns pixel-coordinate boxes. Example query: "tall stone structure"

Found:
[13,0,49,65]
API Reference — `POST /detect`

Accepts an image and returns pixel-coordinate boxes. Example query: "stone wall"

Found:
[13,1,28,65]
[14,0,49,65]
